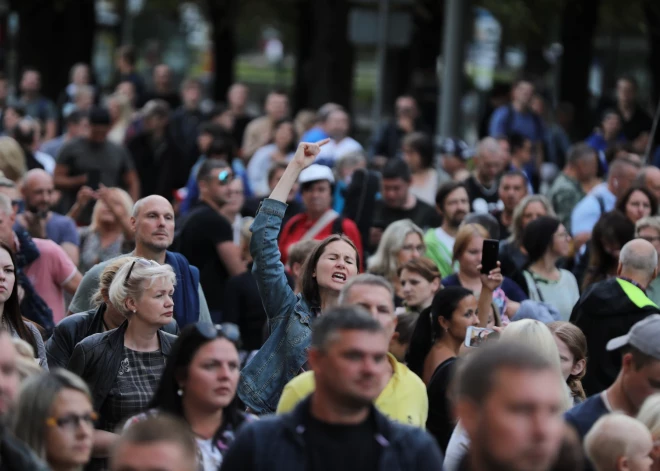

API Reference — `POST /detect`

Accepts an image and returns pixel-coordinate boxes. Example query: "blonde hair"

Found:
[637,393,660,438]
[12,338,42,382]
[585,413,652,471]
[508,195,555,245]
[453,223,489,262]
[0,137,27,182]
[106,92,133,124]
[91,256,136,307]
[501,319,572,410]
[108,259,177,318]
[89,187,133,231]
[636,215,660,237]
[367,219,424,281]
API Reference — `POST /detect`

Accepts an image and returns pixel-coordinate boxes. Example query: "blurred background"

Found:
[2,0,659,145]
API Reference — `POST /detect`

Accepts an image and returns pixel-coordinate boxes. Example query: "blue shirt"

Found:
[489,105,544,143]
[570,183,616,236]
[300,127,328,143]
[565,393,609,440]
[13,212,79,247]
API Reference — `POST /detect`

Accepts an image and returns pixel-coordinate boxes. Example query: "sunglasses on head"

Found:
[124,258,153,286]
[195,322,242,349]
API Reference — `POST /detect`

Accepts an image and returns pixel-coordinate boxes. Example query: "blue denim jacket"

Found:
[237,199,314,414]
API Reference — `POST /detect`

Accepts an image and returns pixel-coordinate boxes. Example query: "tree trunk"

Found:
[645,0,660,107]
[292,0,313,113]
[558,0,601,137]
[207,0,238,102]
[10,0,96,101]
[293,0,353,111]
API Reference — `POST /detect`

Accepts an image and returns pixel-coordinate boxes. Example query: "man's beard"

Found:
[448,212,467,228]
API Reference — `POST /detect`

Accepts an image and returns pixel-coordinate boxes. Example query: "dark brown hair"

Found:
[397,257,440,282]
[300,234,360,308]
[616,185,658,219]
[0,242,39,356]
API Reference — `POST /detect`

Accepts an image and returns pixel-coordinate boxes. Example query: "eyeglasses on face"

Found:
[45,411,98,431]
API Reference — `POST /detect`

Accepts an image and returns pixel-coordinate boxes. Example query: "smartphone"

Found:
[87,170,101,190]
[465,326,499,348]
[480,238,499,274]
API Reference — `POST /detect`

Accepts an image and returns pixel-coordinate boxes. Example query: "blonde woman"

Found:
[106,93,133,145]
[77,187,134,274]
[68,259,178,468]
[0,136,27,182]
[637,394,660,471]
[367,219,425,303]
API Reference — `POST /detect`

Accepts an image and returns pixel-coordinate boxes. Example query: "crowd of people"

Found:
[0,44,658,471]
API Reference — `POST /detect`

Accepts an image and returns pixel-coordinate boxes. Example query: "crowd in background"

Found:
[0,43,658,471]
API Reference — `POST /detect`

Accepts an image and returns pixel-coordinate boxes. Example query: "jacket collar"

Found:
[281,395,395,447]
[87,303,108,337]
[107,320,176,356]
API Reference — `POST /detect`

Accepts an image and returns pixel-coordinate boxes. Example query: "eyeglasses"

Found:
[218,170,234,185]
[195,323,242,349]
[124,258,152,287]
[46,412,98,431]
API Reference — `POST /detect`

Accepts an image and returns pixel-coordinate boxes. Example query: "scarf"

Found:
[14,227,54,333]
[165,251,200,327]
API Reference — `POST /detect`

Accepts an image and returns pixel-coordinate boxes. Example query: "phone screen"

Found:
[87,170,101,190]
[465,326,499,348]
[480,238,499,274]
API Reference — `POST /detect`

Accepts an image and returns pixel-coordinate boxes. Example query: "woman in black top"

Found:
[68,258,178,469]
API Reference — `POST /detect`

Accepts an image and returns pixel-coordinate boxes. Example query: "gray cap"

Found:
[606,314,660,359]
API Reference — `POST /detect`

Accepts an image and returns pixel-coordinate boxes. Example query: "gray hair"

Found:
[585,413,652,471]
[477,137,499,156]
[0,193,13,215]
[619,239,658,277]
[108,259,177,318]
[13,369,92,461]
[636,216,660,237]
[338,273,394,307]
[566,143,597,165]
[367,219,424,281]
[455,341,557,405]
[311,305,385,352]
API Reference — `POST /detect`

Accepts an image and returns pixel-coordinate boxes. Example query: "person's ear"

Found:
[621,352,634,373]
[431,278,441,293]
[438,316,450,332]
[654,266,659,281]
[617,455,629,471]
[617,262,623,276]
[130,216,137,233]
[125,297,138,314]
[307,348,321,371]
[571,358,586,377]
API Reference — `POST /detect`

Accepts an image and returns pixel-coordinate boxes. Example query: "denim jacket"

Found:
[237,199,315,414]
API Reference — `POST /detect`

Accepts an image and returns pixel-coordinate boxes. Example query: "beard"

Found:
[448,211,467,228]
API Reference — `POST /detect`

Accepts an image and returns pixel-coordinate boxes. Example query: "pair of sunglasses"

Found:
[218,170,233,185]
[123,258,153,286]
[195,322,242,349]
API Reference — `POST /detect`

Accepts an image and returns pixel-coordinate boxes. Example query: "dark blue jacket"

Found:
[220,396,444,471]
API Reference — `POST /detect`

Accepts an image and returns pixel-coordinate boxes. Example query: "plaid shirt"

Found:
[100,346,166,433]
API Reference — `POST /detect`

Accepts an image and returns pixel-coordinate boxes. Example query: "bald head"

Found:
[22,168,54,213]
[131,195,175,253]
[638,166,660,203]
[476,137,502,185]
[619,238,658,287]
[584,414,653,471]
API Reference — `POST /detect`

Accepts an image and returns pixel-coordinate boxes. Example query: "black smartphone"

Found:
[87,170,101,190]
[480,239,499,274]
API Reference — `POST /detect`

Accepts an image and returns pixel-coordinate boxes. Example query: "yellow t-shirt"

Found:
[276,353,428,428]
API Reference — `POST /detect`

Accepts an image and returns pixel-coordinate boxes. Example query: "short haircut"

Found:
[206,138,234,160]
[455,341,555,404]
[287,239,319,267]
[636,215,660,237]
[435,181,468,210]
[500,169,528,186]
[311,305,385,352]
[618,74,638,89]
[196,159,229,184]
[338,274,394,306]
[463,212,501,241]
[566,143,597,165]
[382,158,411,182]
[112,415,197,468]
[65,110,87,126]
[625,345,657,370]
[619,238,658,277]
[109,259,177,318]
[584,413,651,471]
[395,311,419,345]
[142,99,170,119]
[198,122,227,138]
[508,132,529,155]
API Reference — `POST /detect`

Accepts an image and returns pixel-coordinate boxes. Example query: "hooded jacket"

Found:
[570,278,660,395]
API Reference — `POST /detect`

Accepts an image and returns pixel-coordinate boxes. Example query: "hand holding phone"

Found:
[465,326,499,348]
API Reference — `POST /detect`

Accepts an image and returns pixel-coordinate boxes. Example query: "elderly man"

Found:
[68,194,211,327]
[15,168,80,264]
[571,238,660,394]
[464,137,502,213]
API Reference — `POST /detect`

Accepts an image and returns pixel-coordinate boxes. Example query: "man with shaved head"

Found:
[636,166,660,206]
[571,238,660,393]
[68,194,211,326]
[15,168,80,264]
[464,137,502,213]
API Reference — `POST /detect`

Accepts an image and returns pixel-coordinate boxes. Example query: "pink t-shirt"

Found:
[24,238,77,324]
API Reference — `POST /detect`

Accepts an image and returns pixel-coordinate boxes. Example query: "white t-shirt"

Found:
[435,227,456,255]
[197,437,224,471]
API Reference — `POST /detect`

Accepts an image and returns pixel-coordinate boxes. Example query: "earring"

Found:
[133,310,136,313]
[177,388,183,397]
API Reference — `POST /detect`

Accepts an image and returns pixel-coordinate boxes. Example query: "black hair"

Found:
[435,181,468,211]
[206,138,234,161]
[199,122,229,139]
[267,162,288,184]
[616,185,658,219]
[147,324,244,447]
[522,216,561,264]
[65,110,87,126]
[402,132,434,169]
[5,104,26,119]
[382,158,412,182]
[618,74,638,90]
[406,286,474,378]
[272,118,297,153]
[196,158,228,184]
[508,132,530,155]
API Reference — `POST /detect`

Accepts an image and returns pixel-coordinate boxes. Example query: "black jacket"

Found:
[220,396,444,471]
[0,425,51,471]
[570,278,660,395]
[67,321,177,411]
[46,304,179,370]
